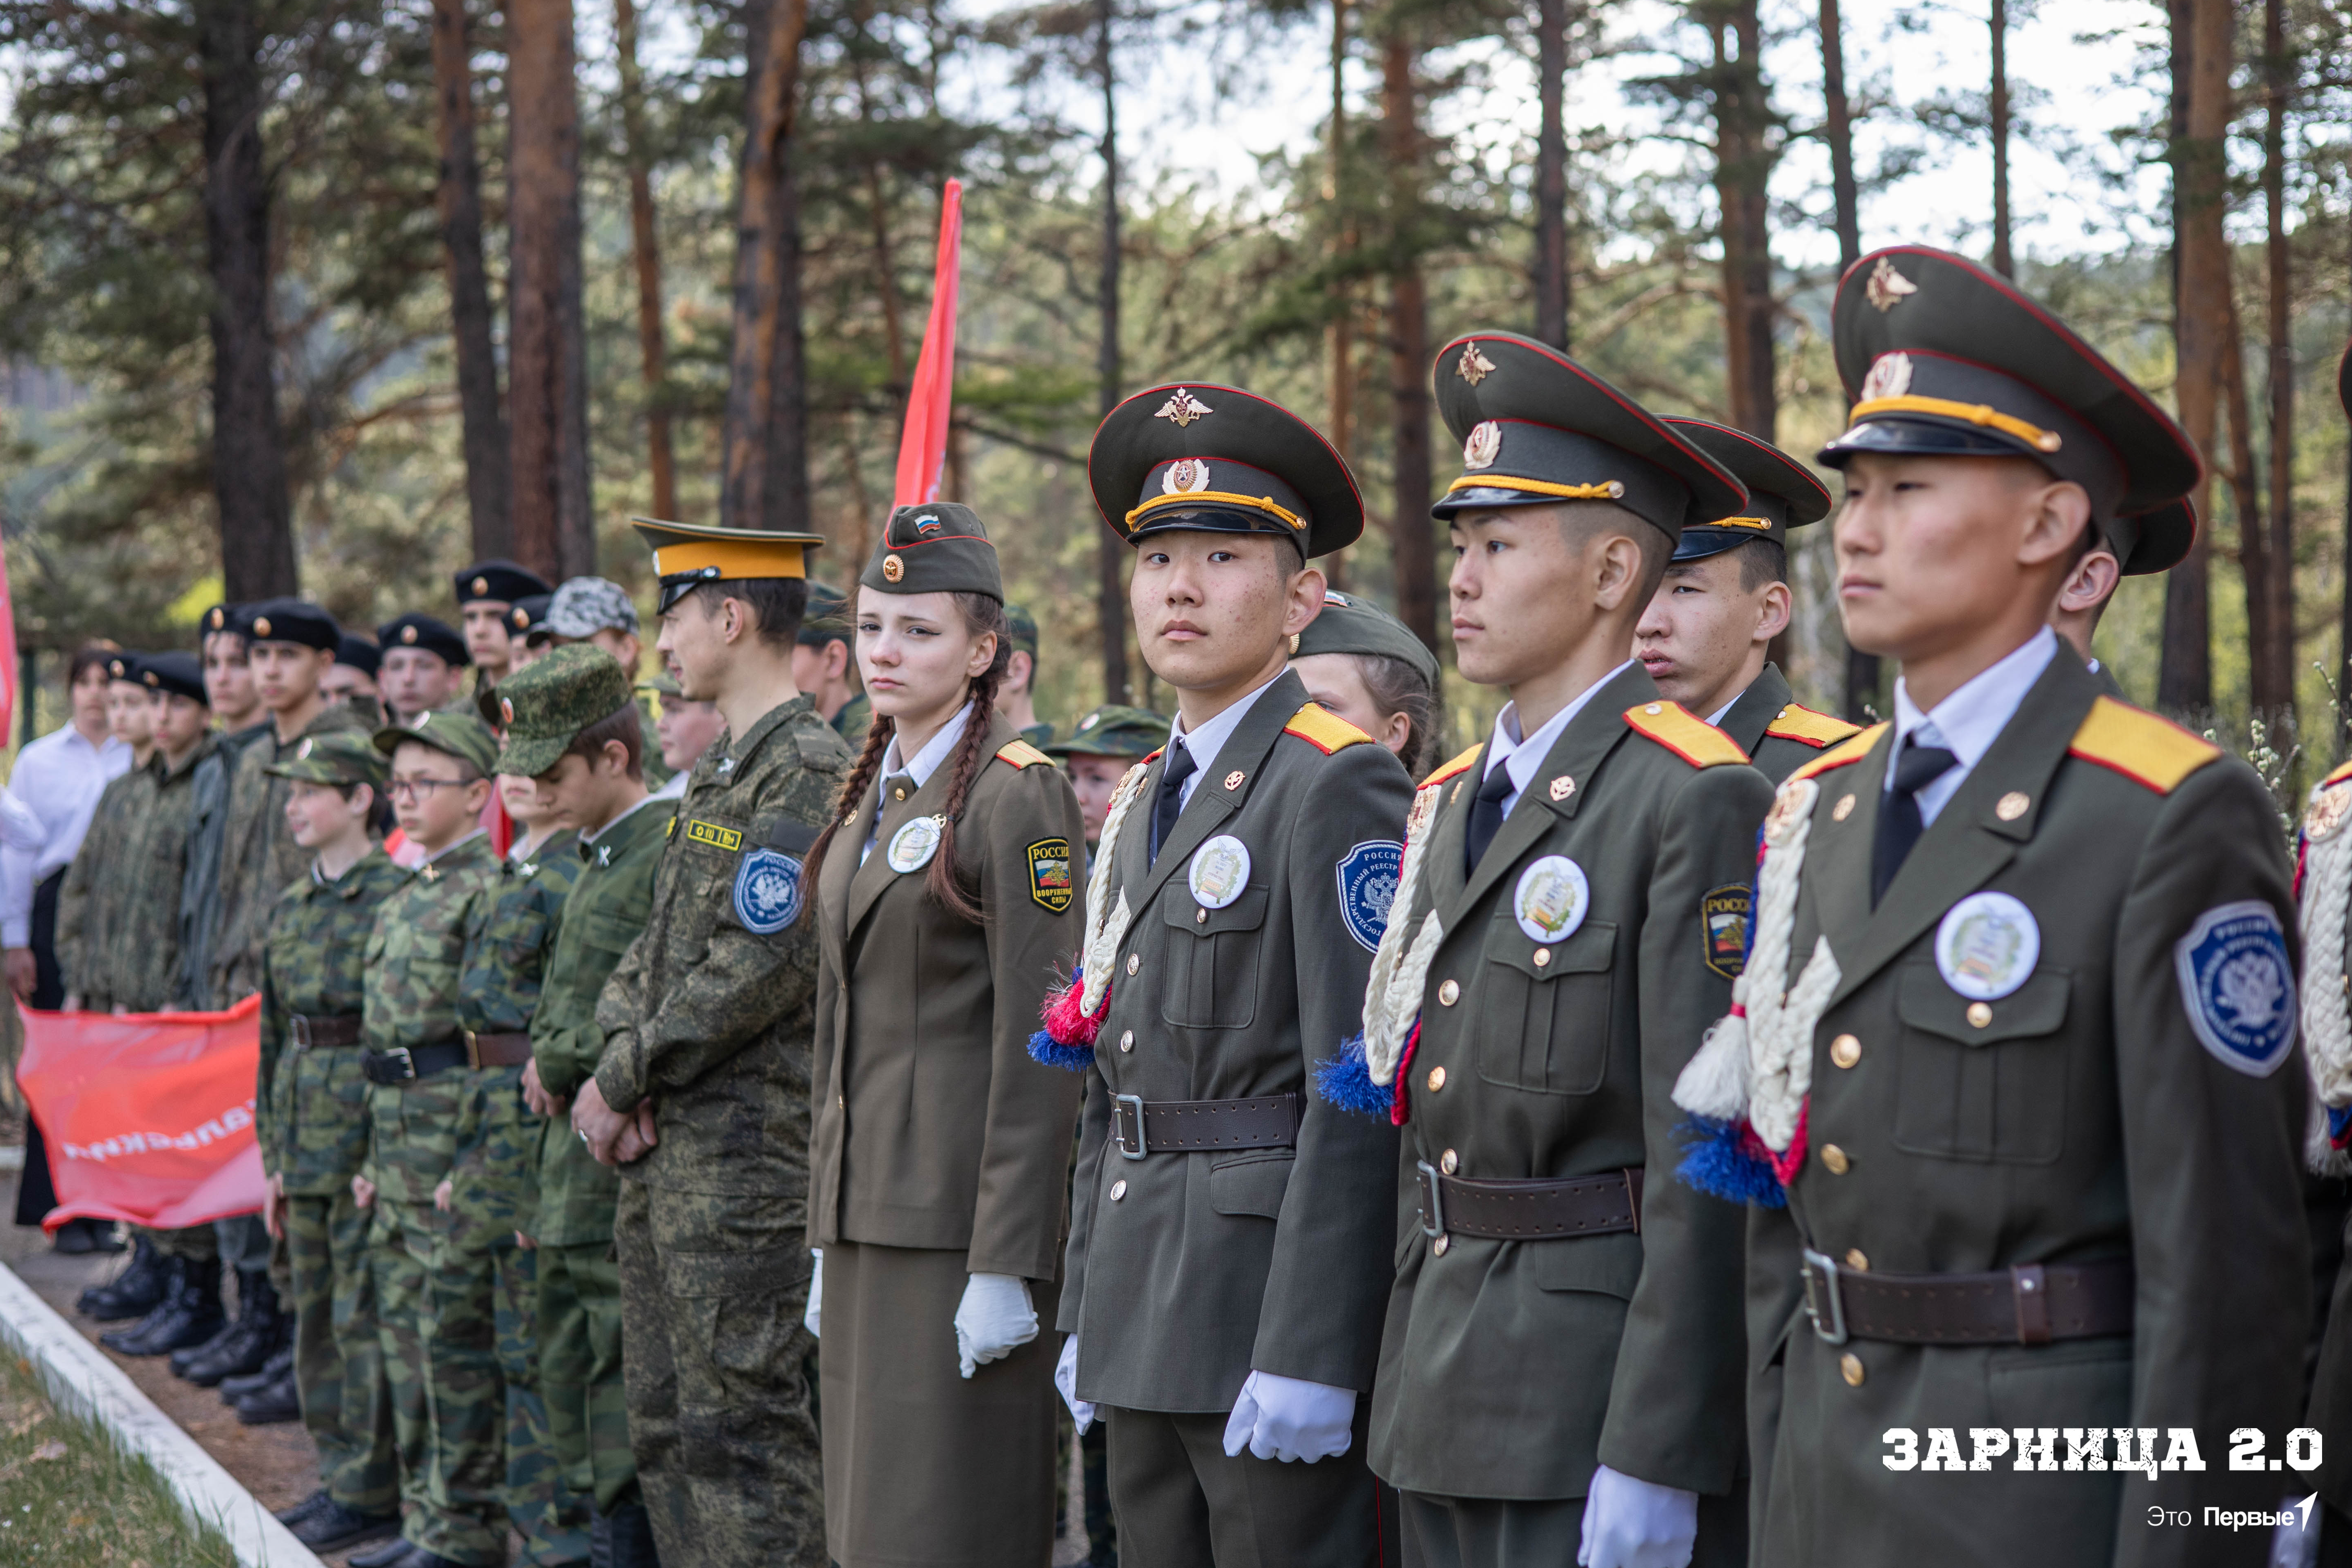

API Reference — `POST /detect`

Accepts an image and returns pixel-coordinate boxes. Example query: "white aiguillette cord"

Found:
[1076,761,1152,1016]
[2300,782,2352,1172]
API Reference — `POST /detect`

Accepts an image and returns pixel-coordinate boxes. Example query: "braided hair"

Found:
[799,592,1011,925]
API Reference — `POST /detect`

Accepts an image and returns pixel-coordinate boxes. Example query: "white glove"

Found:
[1219,1369,1356,1463]
[803,1249,821,1338]
[953,1272,1037,1379]
[1055,1334,1095,1433]
[1577,1464,1698,1568]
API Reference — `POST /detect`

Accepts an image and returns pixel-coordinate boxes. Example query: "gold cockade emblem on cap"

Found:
[1154,388,1214,427]
[1456,342,1497,385]
[401,625,419,643]
[1859,351,1912,401]
[501,697,515,725]
[1865,257,1917,313]
[511,608,529,629]
[1161,458,1212,495]
[207,608,225,629]
[472,575,490,595]
[882,554,905,583]
[1463,420,1502,470]
[253,616,273,637]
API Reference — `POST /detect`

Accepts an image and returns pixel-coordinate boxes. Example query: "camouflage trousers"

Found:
[286,1189,397,1513]
[376,1200,589,1566]
[149,1223,218,1260]
[613,1179,825,1568]
[538,1240,638,1516]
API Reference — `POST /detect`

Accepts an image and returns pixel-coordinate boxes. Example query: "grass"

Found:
[0,1350,237,1568]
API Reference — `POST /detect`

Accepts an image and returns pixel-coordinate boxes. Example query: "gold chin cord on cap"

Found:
[1847,395,2063,454]
[1124,491,1306,532]
[1443,475,1626,501]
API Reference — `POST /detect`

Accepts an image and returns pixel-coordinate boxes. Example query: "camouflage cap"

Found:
[1005,602,1039,658]
[372,709,500,778]
[798,581,853,647]
[638,668,684,698]
[545,577,641,640]
[1047,704,1170,761]
[1292,589,1440,686]
[266,730,387,788]
[489,643,634,778]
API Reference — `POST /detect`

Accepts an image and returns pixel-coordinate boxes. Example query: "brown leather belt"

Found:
[1415,1163,1642,1251]
[1110,1093,1298,1158]
[1800,1249,2134,1347]
[289,1013,363,1051]
[362,1030,535,1084]
[463,1030,533,1069]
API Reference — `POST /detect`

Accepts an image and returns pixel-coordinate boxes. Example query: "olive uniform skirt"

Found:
[818,1240,1062,1568]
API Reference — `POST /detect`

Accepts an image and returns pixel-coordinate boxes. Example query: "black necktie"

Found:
[1871,735,1959,907]
[1150,743,1198,863]
[1464,764,1516,873]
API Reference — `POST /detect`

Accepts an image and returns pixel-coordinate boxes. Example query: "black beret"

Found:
[513,594,553,645]
[201,604,251,640]
[244,598,341,653]
[105,651,144,684]
[1089,384,1364,558]
[454,559,552,606]
[861,504,1003,600]
[1659,417,1833,563]
[335,634,381,678]
[376,613,470,668]
[141,651,207,704]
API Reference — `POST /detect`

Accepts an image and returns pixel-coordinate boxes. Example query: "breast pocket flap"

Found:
[1207,1151,1293,1219]
[1486,918,1615,982]
[1896,963,2071,1046]
[1164,886,1270,937]
[1529,1230,1643,1298]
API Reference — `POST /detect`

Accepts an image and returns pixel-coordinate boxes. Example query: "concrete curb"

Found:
[0,1258,323,1568]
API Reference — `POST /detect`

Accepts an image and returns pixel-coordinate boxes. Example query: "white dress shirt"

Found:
[650,771,689,802]
[1885,626,2058,828]
[1,722,132,946]
[862,701,973,864]
[1479,659,1635,821]
[1164,672,1289,815]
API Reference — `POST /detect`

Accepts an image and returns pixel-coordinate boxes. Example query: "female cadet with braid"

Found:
[800,504,1088,1568]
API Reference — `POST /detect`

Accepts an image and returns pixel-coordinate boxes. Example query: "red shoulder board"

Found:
[2067,696,2220,795]
[995,739,1053,769]
[1285,703,1373,754]
[1423,743,1482,788]
[1624,701,1749,767]
[1790,722,1887,783]
[1763,703,1864,751]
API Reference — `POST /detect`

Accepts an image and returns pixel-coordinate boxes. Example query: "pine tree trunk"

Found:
[197,0,297,600]
[1990,0,2012,278]
[1713,2,1775,439]
[432,0,511,560]
[1096,0,1130,703]
[2160,0,2229,713]
[2259,0,2295,725]
[1534,0,1569,350]
[2222,296,2279,714]
[616,0,675,521]
[506,0,595,578]
[720,0,813,534]
[1382,30,1437,653]
[1327,0,1354,590]
[1821,0,1873,718]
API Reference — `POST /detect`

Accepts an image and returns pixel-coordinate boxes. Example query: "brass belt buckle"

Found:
[1801,1248,1849,1345]
[1111,1094,1148,1160]
[1415,1160,1447,1241]
[464,1030,482,1070]
[290,1015,312,1051]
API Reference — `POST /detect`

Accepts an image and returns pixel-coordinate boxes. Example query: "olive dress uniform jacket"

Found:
[1714,663,1862,790]
[1367,662,1772,1508]
[809,712,1086,1279]
[1058,670,1414,1412]
[1755,651,2308,1568]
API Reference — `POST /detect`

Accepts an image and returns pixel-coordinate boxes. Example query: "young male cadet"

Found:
[1677,246,2307,1568]
[1046,706,1170,855]
[1053,383,1414,1566]
[377,613,472,726]
[998,602,1055,749]
[2044,498,2193,703]
[1638,417,1860,785]
[572,518,852,1568]
[324,635,383,711]
[456,559,553,691]
[1332,333,1769,1568]
[791,582,870,741]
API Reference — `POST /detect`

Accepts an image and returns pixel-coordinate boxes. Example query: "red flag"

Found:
[893,180,965,508]
[0,534,18,743]
[15,996,267,1233]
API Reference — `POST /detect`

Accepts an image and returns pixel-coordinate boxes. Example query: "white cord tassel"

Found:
[1361,780,1448,1087]
[2299,782,2352,1172]
[1077,762,1152,1017]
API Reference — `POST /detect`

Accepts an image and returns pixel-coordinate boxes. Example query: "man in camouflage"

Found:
[570,519,850,1568]
[177,604,276,1010]
[525,578,672,793]
[256,732,408,1554]
[56,650,161,1013]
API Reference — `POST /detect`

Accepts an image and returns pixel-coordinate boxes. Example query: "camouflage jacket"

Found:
[205,702,371,1007]
[55,761,158,1008]
[444,835,578,1249]
[258,846,406,1194]
[532,795,673,1246]
[360,832,510,1209]
[637,693,674,791]
[105,738,218,1012]
[177,720,271,1009]
[593,694,850,1197]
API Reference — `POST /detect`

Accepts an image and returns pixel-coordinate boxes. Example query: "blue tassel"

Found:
[1314,1035,1393,1118]
[2330,1104,2352,1149]
[1026,1026,1094,1072]
[1672,1116,1787,1208]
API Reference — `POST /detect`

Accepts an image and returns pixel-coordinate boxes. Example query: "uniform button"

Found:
[1966,1002,1992,1028]
[1118,1030,1134,1053]
[1427,1066,1447,1092]
[1196,908,1208,924]
[1644,703,1663,716]
[1532,947,1552,968]
[1431,1235,1449,1256]
[1840,1352,1865,1387]
[1438,979,1460,1006]
[1820,1144,1850,1175]
[1830,1034,1861,1069]
[1110,1180,1126,1201]
[1126,954,1140,976]
[1844,1248,1869,1272]
[1440,1149,1459,1174]
[837,1095,845,1108]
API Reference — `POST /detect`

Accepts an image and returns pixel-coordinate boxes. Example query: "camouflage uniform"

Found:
[260,827,407,1518]
[53,760,157,1009]
[593,695,850,1568]
[207,702,371,1007]
[177,719,271,1009]
[830,689,871,744]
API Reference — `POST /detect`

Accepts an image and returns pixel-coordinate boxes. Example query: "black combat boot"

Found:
[596,1502,661,1568]
[102,1256,226,1356]
[231,1359,300,1425]
[221,1342,294,1402]
[179,1269,282,1386]
[77,1233,166,1321]
[287,1496,400,1552]
[347,1532,420,1568]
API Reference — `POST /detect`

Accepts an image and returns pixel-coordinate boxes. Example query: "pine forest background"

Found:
[5,0,2352,778]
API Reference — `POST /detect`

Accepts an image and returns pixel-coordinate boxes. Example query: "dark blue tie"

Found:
[1464,765,1516,873]
[1871,735,1959,907]
[1150,743,1198,864]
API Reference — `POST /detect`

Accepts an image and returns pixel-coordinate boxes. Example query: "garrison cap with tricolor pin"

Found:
[1088,383,1363,558]
[454,559,552,607]
[1432,333,1747,540]
[631,517,824,614]
[376,613,470,667]
[862,503,1003,600]
[1820,245,2202,572]
[141,652,207,705]
[245,598,341,653]
[1659,417,1833,563]
[1292,589,1440,687]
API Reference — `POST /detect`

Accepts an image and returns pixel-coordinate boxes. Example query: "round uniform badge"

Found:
[1512,856,1589,944]
[733,848,803,934]
[1933,891,2040,1001]
[887,815,946,873]
[1188,835,1252,910]
[2174,899,2297,1077]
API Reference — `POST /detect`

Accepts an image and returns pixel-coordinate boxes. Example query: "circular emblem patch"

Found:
[253,616,272,638]
[1513,856,1589,944]
[500,697,515,725]
[2175,900,2297,1077]
[1162,458,1212,495]
[401,624,419,643]
[1934,891,2040,1001]
[882,554,905,583]
[1463,420,1502,470]
[887,814,945,873]
[733,848,803,934]
[1188,835,1252,910]
[1336,841,1404,953]
[1764,778,1817,848]
[472,575,489,595]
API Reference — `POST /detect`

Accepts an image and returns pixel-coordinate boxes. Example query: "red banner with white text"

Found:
[15,995,267,1233]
